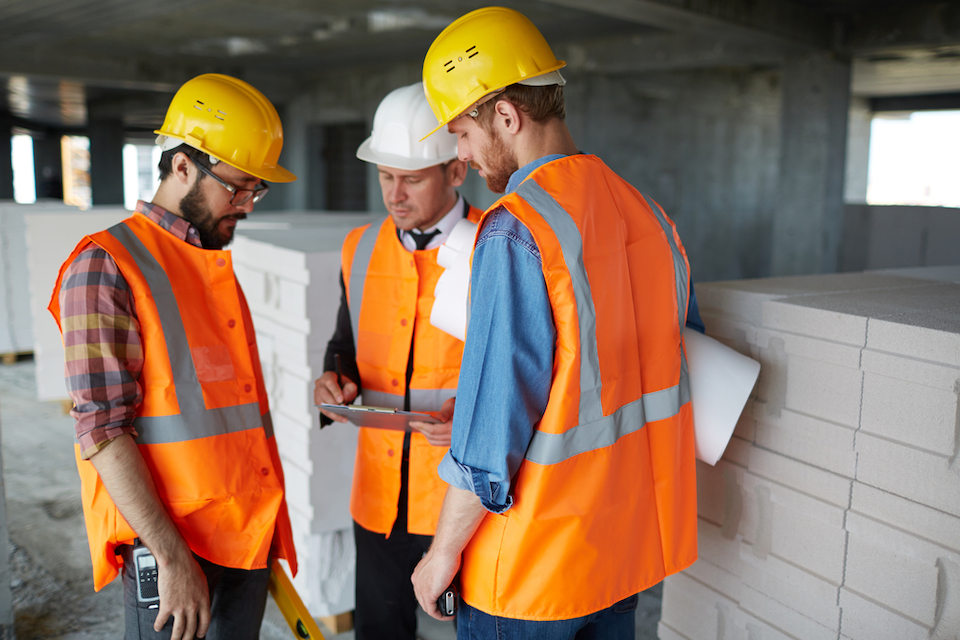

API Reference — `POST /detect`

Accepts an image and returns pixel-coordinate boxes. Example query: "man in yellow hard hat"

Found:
[312,82,481,640]
[48,74,297,640]
[411,8,702,639]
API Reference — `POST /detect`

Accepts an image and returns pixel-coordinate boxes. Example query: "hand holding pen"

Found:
[313,353,359,424]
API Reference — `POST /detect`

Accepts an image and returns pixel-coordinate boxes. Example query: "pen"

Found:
[334,353,343,395]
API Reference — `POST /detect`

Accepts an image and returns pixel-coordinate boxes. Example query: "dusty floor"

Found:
[0,358,662,639]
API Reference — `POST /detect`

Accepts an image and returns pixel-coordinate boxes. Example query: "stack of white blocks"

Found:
[660,267,960,640]
[232,212,381,617]
[21,204,130,399]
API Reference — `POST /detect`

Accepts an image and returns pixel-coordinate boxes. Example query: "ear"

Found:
[169,151,196,187]
[493,99,521,135]
[446,159,468,188]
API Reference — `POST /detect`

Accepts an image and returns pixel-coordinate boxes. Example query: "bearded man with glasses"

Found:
[49,74,298,640]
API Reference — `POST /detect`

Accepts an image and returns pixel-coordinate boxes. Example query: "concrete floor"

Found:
[0,358,662,639]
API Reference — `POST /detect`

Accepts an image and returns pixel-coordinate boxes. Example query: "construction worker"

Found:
[411,8,702,638]
[312,82,481,640]
[49,74,297,640]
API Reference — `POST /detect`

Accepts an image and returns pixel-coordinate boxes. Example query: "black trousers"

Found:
[119,540,270,640]
[353,455,433,640]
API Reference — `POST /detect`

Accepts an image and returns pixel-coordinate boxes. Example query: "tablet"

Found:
[318,404,441,431]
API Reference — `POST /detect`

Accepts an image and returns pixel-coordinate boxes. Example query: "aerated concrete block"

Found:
[783,353,863,428]
[738,546,841,627]
[855,432,960,515]
[661,572,737,640]
[753,407,857,478]
[696,458,748,541]
[839,588,929,640]
[695,519,749,580]
[850,482,960,553]
[757,327,863,369]
[747,446,851,508]
[860,371,958,455]
[843,512,958,627]
[761,299,868,346]
[740,584,837,640]
[738,471,847,584]
[860,346,960,390]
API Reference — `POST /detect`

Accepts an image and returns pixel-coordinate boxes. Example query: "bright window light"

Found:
[123,144,139,210]
[123,143,162,210]
[12,134,36,204]
[867,110,960,207]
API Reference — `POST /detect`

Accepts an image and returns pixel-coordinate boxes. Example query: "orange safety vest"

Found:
[341,203,482,536]
[49,213,297,592]
[460,155,698,620]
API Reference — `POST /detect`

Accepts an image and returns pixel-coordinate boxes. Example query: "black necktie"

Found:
[409,229,440,251]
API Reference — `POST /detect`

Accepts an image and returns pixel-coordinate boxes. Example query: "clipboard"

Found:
[318,404,441,431]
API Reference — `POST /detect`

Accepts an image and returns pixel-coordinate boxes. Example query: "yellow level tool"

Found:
[269,558,326,640]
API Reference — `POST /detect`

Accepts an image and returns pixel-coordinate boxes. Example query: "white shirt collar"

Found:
[399,194,465,252]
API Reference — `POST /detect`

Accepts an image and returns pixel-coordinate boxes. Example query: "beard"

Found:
[179,178,244,250]
[476,126,519,194]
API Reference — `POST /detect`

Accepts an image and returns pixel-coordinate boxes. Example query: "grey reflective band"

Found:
[515,180,603,425]
[641,194,689,332]
[362,388,456,412]
[511,182,691,466]
[348,224,381,352]
[525,384,683,465]
[107,222,272,445]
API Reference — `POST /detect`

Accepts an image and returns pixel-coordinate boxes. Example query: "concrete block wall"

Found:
[0,201,38,357]
[840,204,960,272]
[232,211,381,617]
[23,206,130,400]
[660,266,960,640]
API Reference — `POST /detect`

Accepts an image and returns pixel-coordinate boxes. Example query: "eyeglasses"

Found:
[189,156,269,206]
[460,89,506,120]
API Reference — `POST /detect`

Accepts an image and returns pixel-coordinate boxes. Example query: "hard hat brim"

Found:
[356,136,458,171]
[153,130,297,183]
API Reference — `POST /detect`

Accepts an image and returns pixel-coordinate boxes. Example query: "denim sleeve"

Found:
[686,281,706,334]
[437,209,555,514]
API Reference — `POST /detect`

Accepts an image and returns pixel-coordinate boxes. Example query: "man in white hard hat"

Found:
[49,74,298,640]
[312,82,482,640]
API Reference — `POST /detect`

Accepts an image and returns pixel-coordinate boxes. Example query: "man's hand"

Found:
[154,549,211,639]
[410,397,455,447]
[412,545,461,620]
[314,370,359,422]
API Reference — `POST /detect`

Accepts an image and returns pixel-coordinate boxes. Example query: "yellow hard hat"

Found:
[421,7,566,140]
[154,73,296,183]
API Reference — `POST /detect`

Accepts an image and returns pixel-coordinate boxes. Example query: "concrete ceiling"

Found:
[2,0,959,131]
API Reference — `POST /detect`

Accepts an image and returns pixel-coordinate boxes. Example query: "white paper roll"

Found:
[684,329,761,465]
[430,219,478,341]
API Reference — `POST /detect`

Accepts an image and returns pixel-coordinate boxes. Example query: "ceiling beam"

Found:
[558,32,784,74]
[842,2,960,54]
[540,0,832,53]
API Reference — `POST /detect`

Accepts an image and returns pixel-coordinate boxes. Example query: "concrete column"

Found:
[771,52,852,275]
[844,97,872,204]
[88,118,125,206]
[33,130,64,201]
[0,113,13,201]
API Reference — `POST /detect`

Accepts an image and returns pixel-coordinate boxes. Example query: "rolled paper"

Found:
[684,328,761,465]
[430,219,478,341]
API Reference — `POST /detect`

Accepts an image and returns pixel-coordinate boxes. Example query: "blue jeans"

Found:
[457,593,639,640]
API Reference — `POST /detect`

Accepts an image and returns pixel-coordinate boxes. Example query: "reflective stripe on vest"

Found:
[348,224,380,351]
[514,180,691,466]
[362,388,458,412]
[108,223,268,445]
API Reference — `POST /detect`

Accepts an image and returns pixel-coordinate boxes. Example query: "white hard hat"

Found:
[357,82,459,171]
